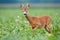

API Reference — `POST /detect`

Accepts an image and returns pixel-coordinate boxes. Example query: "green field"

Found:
[0,8,60,40]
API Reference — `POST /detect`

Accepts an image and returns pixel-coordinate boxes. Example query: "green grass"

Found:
[0,8,60,40]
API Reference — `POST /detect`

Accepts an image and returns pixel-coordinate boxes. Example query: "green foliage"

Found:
[0,8,60,40]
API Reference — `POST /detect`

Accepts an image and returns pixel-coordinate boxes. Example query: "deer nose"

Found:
[24,13,26,15]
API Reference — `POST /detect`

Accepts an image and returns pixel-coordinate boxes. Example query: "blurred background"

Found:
[0,0,60,8]
[0,0,60,40]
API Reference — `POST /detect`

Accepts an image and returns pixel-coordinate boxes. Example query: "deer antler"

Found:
[20,4,24,10]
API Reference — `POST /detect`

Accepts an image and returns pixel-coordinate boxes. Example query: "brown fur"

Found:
[20,4,52,33]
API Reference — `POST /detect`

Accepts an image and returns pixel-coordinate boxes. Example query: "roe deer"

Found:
[20,4,51,33]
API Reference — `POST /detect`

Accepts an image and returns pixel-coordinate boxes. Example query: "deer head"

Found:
[20,4,30,15]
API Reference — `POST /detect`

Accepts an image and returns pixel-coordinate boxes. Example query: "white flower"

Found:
[17,16,19,18]
[24,21,29,23]
[15,16,20,23]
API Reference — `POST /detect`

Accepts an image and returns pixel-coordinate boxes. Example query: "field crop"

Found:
[0,8,60,40]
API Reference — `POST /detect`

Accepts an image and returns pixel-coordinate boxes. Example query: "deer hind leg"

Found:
[44,25,51,33]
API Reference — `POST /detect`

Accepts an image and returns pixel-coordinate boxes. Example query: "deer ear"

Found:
[26,4,30,10]
[20,4,24,10]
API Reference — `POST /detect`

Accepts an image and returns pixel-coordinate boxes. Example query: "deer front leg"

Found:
[32,26,39,30]
[32,26,37,37]
[44,25,51,33]
[32,24,39,30]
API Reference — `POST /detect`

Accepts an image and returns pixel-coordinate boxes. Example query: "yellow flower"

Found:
[48,33,53,37]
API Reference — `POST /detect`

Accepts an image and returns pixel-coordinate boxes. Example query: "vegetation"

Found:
[0,8,60,40]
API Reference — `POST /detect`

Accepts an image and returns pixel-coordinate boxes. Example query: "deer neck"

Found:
[23,11,32,23]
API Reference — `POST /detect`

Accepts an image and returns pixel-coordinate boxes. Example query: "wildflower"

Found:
[24,21,29,24]
[15,16,20,23]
